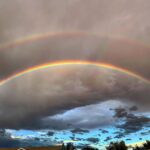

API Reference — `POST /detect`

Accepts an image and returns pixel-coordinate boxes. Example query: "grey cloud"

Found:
[0,64,150,129]
[113,107,128,118]
[0,129,20,148]
[126,138,132,141]
[0,35,150,81]
[0,137,20,148]
[104,137,111,142]
[0,1,150,81]
[113,107,150,135]
[28,101,120,130]
[116,114,150,134]
[47,131,55,136]
[70,136,76,141]
[0,0,150,43]
[34,137,40,141]
[129,106,138,111]
[99,129,109,134]
[114,133,125,139]
[86,137,99,143]
[70,128,89,134]
[140,132,149,136]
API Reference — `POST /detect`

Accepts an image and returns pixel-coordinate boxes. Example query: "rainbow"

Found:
[0,32,93,50]
[0,60,149,86]
[0,31,150,50]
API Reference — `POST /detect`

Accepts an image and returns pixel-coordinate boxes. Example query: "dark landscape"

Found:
[0,140,150,150]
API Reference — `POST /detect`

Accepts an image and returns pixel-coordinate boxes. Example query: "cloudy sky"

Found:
[0,0,150,149]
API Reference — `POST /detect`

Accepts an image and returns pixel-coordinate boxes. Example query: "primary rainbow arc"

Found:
[0,60,149,86]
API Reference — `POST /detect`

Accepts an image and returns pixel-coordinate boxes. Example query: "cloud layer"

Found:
[0,0,150,43]
[0,65,149,129]
[0,0,150,147]
[0,35,150,81]
[0,0,150,81]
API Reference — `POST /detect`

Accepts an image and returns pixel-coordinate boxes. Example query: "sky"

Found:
[0,0,150,149]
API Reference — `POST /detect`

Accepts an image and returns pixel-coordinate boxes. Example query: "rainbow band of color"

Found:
[0,60,149,86]
[0,32,92,50]
[0,31,150,50]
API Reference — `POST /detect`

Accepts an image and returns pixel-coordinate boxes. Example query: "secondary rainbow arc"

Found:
[0,60,149,86]
[0,31,150,50]
[0,32,92,50]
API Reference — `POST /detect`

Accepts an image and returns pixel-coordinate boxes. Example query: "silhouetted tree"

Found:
[133,146,143,150]
[66,143,75,150]
[133,140,150,150]
[106,141,128,150]
[82,146,98,150]
[61,143,66,150]
[143,140,150,149]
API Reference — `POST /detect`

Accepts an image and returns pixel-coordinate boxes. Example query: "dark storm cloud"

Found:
[129,106,138,111]
[0,65,150,129]
[86,137,99,143]
[47,131,55,136]
[104,136,111,142]
[0,1,150,81]
[29,100,120,130]
[34,137,40,141]
[114,133,125,139]
[76,138,83,141]
[0,129,20,148]
[70,136,75,140]
[140,132,149,136]
[126,138,132,141]
[0,137,20,148]
[71,128,89,134]
[117,115,150,134]
[113,107,150,135]
[113,107,128,118]
[99,129,109,134]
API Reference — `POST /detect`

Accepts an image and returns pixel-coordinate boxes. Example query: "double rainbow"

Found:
[0,32,150,86]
